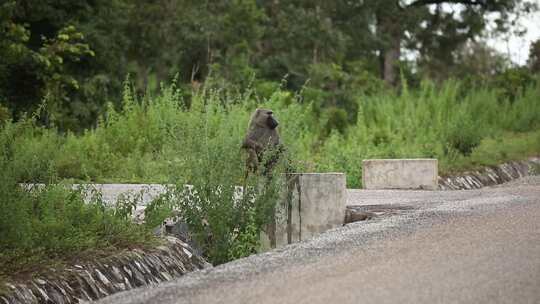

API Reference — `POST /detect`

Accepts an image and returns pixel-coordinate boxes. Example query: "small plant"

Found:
[445,116,483,156]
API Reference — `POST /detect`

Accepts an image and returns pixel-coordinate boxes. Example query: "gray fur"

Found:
[242,108,281,174]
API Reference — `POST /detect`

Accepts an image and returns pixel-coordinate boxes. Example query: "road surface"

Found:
[97,176,540,304]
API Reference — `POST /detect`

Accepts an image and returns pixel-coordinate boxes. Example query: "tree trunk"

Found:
[382,32,401,86]
[376,6,403,87]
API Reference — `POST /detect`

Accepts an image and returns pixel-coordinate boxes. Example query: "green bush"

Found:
[0,104,9,124]
[142,91,291,264]
[445,114,483,156]
[0,118,153,278]
[316,79,540,186]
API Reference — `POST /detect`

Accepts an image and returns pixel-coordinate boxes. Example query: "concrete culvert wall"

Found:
[0,237,211,304]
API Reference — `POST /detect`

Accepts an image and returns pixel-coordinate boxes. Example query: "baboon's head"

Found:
[255,108,279,129]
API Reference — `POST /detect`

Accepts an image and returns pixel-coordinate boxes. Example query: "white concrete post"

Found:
[362,159,438,190]
[262,173,347,249]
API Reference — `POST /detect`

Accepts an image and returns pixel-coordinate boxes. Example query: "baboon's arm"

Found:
[242,137,263,151]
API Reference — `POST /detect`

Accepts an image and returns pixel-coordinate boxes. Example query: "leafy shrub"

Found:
[0,118,153,278]
[0,104,9,124]
[317,79,540,186]
[323,107,349,135]
[142,91,290,264]
[492,67,535,102]
[445,115,483,156]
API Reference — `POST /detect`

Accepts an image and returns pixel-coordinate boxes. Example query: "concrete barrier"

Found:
[262,173,347,249]
[362,159,438,190]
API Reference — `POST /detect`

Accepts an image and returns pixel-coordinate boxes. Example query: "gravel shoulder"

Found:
[97,176,540,304]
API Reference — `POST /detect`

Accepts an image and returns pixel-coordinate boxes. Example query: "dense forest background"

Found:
[1,0,539,131]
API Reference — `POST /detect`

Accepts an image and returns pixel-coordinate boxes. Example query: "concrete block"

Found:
[264,173,347,249]
[362,159,438,190]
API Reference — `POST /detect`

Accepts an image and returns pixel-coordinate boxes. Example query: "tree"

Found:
[529,39,540,73]
[0,1,95,127]
[359,0,537,86]
[0,1,37,115]
[0,0,130,130]
[122,0,265,90]
[256,0,348,90]
[452,41,508,80]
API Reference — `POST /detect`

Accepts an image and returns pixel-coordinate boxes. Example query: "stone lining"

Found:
[438,158,540,190]
[1,237,211,304]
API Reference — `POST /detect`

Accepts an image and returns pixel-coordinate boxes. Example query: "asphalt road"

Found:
[97,177,540,304]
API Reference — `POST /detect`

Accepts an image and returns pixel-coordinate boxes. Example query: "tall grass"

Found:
[1,77,540,269]
[3,78,540,187]
[316,80,540,185]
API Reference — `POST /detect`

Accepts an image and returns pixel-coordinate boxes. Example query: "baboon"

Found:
[242,108,282,179]
[242,108,282,248]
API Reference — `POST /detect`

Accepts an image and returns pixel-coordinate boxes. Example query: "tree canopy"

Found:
[0,0,537,130]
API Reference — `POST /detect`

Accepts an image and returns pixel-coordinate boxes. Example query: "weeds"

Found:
[1,77,540,271]
[0,118,154,282]
[11,78,538,188]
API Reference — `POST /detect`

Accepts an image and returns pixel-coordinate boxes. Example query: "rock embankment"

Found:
[438,158,540,190]
[1,237,211,304]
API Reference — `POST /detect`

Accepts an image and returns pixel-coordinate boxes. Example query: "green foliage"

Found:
[316,79,540,186]
[228,207,260,261]
[0,117,153,278]
[445,115,483,156]
[0,1,101,129]
[2,77,540,268]
[503,83,540,132]
[38,25,95,128]
[0,104,9,124]
[492,67,535,101]
[135,88,293,265]
[444,130,540,174]
[5,78,540,188]
[323,107,349,136]
[530,39,540,73]
[1,0,537,131]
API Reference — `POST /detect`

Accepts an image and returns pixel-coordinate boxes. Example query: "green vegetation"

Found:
[4,78,540,186]
[1,75,540,277]
[0,118,155,282]
[315,80,540,183]
[1,0,539,131]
